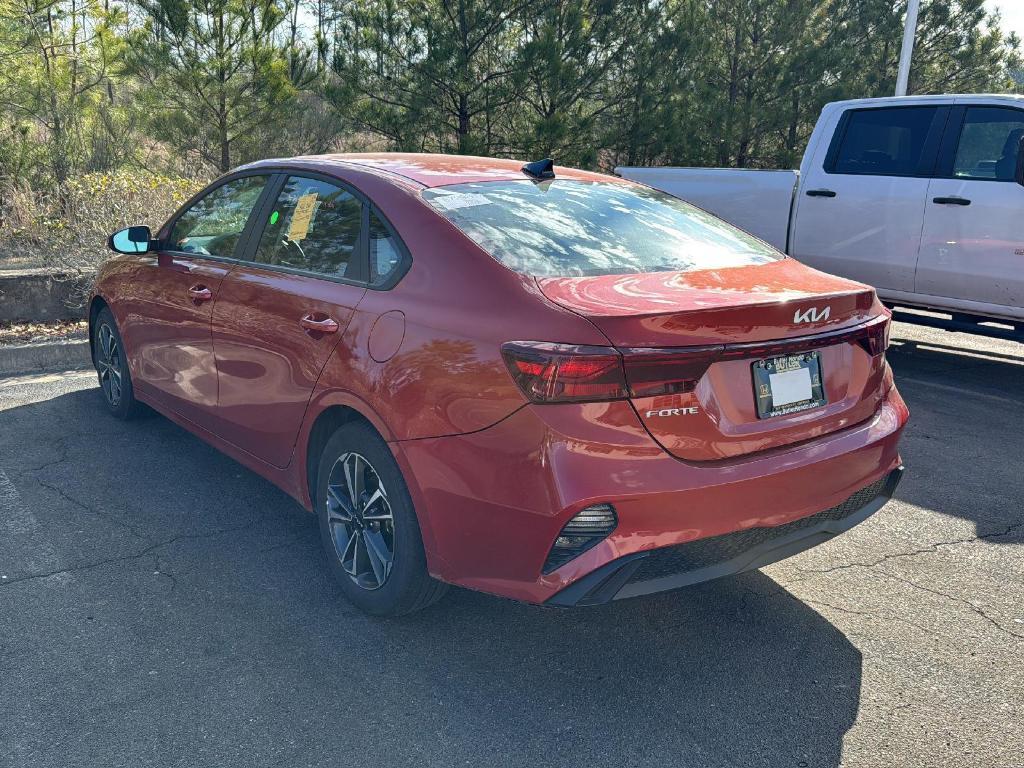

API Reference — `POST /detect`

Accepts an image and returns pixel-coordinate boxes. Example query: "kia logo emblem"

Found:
[794,306,831,324]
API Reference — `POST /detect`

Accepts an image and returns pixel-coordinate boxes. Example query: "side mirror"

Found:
[108,225,153,254]
[1015,136,1024,186]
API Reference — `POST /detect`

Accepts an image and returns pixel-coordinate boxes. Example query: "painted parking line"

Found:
[894,374,1024,409]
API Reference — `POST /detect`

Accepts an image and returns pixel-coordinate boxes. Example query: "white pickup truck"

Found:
[618,94,1024,340]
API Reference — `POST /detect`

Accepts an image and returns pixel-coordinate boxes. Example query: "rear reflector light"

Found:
[543,504,618,573]
[501,342,628,403]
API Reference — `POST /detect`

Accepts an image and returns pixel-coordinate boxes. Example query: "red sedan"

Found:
[92,154,907,615]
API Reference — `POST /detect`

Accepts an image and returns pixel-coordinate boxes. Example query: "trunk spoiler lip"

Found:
[616,313,889,359]
[533,273,876,320]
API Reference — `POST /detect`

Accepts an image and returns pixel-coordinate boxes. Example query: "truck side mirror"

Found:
[1016,136,1024,186]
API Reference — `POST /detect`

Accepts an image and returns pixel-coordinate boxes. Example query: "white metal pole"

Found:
[895,0,921,96]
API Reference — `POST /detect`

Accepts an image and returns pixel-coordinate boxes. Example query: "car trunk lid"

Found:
[536,260,890,461]
[536,259,877,345]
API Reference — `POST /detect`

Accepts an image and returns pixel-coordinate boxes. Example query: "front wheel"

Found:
[93,308,142,420]
[316,422,448,616]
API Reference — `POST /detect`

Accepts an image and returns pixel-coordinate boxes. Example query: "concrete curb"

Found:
[0,269,88,322]
[0,338,91,376]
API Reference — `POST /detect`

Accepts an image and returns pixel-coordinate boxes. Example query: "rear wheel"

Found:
[93,308,141,420]
[316,422,447,616]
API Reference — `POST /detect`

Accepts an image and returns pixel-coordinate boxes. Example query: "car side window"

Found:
[952,107,1024,181]
[368,210,403,286]
[254,176,362,278]
[168,175,268,258]
[831,107,938,177]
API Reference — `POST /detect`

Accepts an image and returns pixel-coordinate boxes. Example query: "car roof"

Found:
[240,152,621,189]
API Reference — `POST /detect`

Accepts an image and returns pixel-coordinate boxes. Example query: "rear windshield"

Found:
[422,180,781,277]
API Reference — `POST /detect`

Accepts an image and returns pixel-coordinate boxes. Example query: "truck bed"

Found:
[615,167,798,252]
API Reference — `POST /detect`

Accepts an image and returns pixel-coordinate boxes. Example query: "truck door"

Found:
[917,104,1024,313]
[790,105,947,293]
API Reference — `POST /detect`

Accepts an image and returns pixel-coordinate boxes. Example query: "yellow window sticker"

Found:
[287,193,319,242]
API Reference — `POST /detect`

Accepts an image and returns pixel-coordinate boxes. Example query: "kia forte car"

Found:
[92,154,907,615]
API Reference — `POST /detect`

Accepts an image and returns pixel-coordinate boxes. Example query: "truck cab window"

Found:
[952,107,1024,181]
[831,107,937,177]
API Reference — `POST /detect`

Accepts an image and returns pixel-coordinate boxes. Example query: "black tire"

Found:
[92,307,142,420]
[316,421,448,616]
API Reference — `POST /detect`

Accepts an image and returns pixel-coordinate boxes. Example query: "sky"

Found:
[985,0,1024,40]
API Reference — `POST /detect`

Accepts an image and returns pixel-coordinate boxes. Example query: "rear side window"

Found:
[830,107,938,176]
[169,175,268,258]
[422,180,780,277]
[255,176,362,278]
[952,107,1024,181]
[368,210,402,286]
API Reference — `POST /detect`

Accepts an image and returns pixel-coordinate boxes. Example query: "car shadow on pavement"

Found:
[0,384,862,768]
[387,576,862,767]
[885,332,1024,547]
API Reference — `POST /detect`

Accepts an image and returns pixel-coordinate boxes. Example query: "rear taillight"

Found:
[622,346,720,397]
[504,317,889,404]
[501,342,628,403]
[858,317,890,357]
[502,341,721,402]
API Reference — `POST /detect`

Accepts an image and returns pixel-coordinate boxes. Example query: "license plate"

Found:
[752,352,826,419]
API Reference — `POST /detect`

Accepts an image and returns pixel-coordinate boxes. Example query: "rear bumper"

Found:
[547,465,903,606]
[396,387,908,605]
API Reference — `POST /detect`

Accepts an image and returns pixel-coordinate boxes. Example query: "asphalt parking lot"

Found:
[1,321,1022,768]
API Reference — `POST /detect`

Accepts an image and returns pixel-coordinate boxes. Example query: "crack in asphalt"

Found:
[873,568,1024,641]
[1,431,155,543]
[786,520,1024,641]
[35,476,153,543]
[793,518,1024,577]
[153,551,178,592]
[12,436,72,475]
[802,598,954,642]
[0,516,267,588]
[6,428,133,478]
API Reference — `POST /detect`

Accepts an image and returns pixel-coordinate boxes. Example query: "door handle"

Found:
[805,189,837,197]
[300,314,339,334]
[932,196,971,206]
[187,284,213,301]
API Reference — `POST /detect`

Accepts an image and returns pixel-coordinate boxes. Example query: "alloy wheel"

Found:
[96,323,123,407]
[325,452,395,590]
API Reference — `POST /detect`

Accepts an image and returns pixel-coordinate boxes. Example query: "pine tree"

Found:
[328,0,533,154]
[129,0,295,171]
[0,0,125,194]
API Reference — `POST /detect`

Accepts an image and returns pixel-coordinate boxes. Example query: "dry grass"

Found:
[0,173,206,301]
[0,319,88,345]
